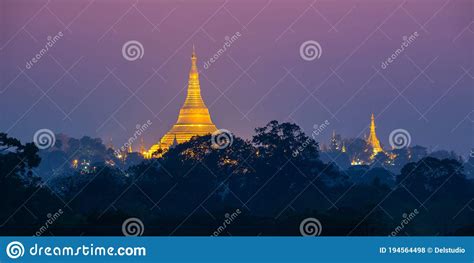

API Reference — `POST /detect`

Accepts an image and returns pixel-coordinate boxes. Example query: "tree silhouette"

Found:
[0,133,60,235]
[1,123,473,236]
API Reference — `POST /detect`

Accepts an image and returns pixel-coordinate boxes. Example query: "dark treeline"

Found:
[1,121,473,236]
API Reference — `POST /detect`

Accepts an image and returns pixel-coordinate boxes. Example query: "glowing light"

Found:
[105,160,115,166]
[367,113,384,159]
[351,159,364,166]
[145,47,217,158]
[222,158,238,165]
[72,159,78,169]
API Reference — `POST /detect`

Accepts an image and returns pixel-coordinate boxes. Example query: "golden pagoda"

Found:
[145,47,218,158]
[367,113,383,157]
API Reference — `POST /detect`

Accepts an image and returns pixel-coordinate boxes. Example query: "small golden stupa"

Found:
[367,113,383,157]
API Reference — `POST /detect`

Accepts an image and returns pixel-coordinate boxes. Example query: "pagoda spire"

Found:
[330,130,339,151]
[144,46,218,158]
[370,113,376,134]
[367,113,383,157]
[182,45,206,109]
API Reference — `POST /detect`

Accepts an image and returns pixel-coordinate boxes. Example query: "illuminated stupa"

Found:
[145,47,217,158]
[367,113,383,157]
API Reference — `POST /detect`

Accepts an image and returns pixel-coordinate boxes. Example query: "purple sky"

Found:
[0,0,472,156]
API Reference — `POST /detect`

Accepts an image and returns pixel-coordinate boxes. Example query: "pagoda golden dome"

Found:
[145,47,217,158]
